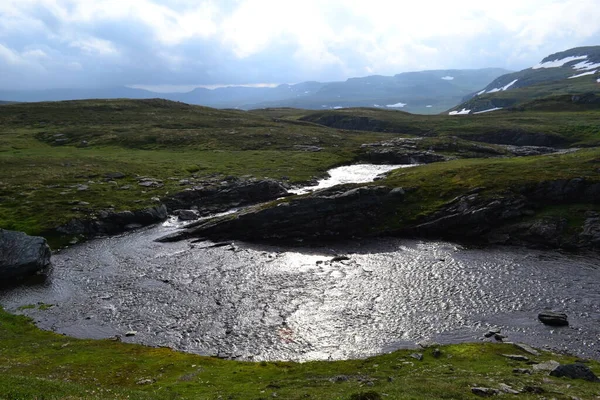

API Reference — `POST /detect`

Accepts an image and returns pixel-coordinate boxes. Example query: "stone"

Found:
[533,360,560,372]
[498,383,519,395]
[471,387,499,397]
[513,368,532,374]
[125,331,137,337]
[550,363,600,382]
[410,353,423,361]
[538,311,569,326]
[178,210,199,221]
[76,184,89,191]
[0,229,51,281]
[432,348,441,358]
[136,378,154,385]
[105,172,126,180]
[522,386,545,394]
[513,343,540,356]
[502,354,529,362]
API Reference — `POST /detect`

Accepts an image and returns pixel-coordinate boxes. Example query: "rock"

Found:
[484,328,500,338]
[178,210,199,221]
[471,387,499,397]
[136,378,154,385]
[331,255,350,262]
[0,229,51,281]
[533,360,560,372]
[125,331,137,337]
[550,363,600,382]
[120,185,131,190]
[513,343,540,356]
[538,311,569,326]
[522,386,545,394]
[104,172,125,180]
[158,185,402,243]
[139,181,160,188]
[163,178,289,215]
[410,353,423,361]
[502,354,529,362]
[498,383,519,395]
[513,368,532,374]
[432,348,441,358]
[494,333,506,341]
[76,184,89,191]
[330,375,349,383]
[293,145,322,152]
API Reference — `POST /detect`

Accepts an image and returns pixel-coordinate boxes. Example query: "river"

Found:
[1,165,599,362]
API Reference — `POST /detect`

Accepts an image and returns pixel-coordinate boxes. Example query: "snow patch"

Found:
[532,55,588,69]
[477,90,486,96]
[572,60,600,71]
[333,106,343,109]
[474,107,502,114]
[441,76,454,80]
[449,108,471,115]
[487,79,518,93]
[597,78,600,83]
[568,70,597,79]
[426,105,432,108]
[386,102,407,108]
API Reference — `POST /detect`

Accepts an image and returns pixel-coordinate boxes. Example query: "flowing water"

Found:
[1,165,599,362]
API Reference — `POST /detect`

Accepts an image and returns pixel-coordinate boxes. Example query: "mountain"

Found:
[449,46,600,114]
[0,68,509,115]
[242,69,510,114]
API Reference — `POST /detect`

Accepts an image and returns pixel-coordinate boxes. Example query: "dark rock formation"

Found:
[157,185,403,243]
[538,311,569,326]
[550,363,600,382]
[56,204,168,237]
[162,178,289,216]
[0,229,51,281]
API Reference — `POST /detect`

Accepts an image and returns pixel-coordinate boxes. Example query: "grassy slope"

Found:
[299,106,600,147]
[1,307,599,400]
[379,149,600,231]
[0,99,391,235]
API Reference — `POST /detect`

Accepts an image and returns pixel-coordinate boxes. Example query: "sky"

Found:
[1,0,600,92]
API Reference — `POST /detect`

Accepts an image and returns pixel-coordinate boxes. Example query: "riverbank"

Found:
[1,307,599,399]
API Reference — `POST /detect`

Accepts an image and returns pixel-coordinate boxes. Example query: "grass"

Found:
[0,99,391,236]
[1,307,599,399]
[299,106,600,147]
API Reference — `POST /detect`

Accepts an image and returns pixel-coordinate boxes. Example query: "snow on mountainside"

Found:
[448,46,600,115]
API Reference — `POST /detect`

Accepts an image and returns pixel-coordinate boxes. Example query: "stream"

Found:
[1,164,599,362]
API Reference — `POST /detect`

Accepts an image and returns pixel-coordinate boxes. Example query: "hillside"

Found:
[450,46,600,114]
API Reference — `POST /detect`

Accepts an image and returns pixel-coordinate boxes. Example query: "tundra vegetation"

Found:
[1,98,599,398]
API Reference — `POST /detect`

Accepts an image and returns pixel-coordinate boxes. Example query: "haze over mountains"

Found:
[2,46,600,115]
[0,68,508,114]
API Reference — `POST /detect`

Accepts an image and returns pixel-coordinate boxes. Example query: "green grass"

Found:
[1,307,599,399]
[300,106,600,147]
[0,99,392,236]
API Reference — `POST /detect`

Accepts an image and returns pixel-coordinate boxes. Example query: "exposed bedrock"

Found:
[158,177,600,251]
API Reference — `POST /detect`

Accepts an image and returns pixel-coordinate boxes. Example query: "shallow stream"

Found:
[1,164,599,362]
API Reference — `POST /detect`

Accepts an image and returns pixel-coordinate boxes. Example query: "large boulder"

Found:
[550,363,600,382]
[538,311,569,326]
[0,229,51,281]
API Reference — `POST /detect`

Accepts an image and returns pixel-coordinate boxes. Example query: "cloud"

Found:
[0,0,600,90]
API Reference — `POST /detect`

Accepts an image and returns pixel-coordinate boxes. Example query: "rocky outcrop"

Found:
[55,204,168,237]
[158,185,405,243]
[0,229,51,281]
[157,177,600,250]
[162,178,289,216]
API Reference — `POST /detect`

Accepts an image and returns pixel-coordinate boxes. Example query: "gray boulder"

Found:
[550,363,600,382]
[0,229,51,281]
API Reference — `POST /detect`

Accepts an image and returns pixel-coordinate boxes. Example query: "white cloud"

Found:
[70,37,118,56]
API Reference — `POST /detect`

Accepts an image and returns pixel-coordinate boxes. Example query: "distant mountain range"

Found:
[0,68,509,114]
[450,46,600,114]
